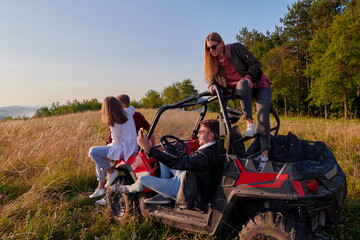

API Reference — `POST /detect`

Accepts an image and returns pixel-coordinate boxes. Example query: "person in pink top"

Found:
[88,96,138,199]
[204,32,271,170]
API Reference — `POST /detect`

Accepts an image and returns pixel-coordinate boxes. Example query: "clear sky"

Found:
[0,0,297,107]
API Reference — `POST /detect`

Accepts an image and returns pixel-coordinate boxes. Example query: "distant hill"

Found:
[0,105,41,119]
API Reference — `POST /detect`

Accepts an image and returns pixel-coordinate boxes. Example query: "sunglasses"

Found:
[205,42,220,51]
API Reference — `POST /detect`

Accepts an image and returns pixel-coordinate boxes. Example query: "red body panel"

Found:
[115,152,155,176]
[292,180,306,196]
[114,139,200,176]
[187,138,200,153]
[234,158,289,188]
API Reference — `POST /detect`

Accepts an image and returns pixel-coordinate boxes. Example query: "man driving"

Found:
[109,119,219,210]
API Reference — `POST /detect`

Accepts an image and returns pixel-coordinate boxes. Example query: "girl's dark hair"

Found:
[101,96,128,126]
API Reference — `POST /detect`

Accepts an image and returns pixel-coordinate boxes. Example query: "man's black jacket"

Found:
[147,142,218,209]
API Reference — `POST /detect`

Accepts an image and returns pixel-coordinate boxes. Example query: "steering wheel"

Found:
[160,135,189,157]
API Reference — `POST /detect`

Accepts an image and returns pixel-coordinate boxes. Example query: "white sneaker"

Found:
[89,188,106,198]
[244,123,255,137]
[104,170,119,188]
[95,197,107,206]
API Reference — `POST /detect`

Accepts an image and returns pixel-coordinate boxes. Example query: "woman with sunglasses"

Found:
[204,32,271,170]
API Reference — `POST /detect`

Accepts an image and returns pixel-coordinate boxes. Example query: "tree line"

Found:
[33,99,101,118]
[30,79,198,118]
[130,79,198,108]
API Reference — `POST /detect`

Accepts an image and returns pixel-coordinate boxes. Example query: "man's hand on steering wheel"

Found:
[160,135,188,157]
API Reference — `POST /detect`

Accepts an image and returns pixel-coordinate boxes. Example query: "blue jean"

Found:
[159,162,179,178]
[89,146,122,182]
[236,80,272,152]
[127,163,184,200]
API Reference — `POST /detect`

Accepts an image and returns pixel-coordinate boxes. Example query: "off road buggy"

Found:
[106,86,347,239]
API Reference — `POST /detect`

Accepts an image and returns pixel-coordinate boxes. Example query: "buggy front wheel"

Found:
[106,175,138,223]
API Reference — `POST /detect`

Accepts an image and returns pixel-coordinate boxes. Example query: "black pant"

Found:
[236,80,272,152]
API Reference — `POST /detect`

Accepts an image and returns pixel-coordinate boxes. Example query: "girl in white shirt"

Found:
[88,96,138,199]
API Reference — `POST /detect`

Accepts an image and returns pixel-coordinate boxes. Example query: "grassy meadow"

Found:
[0,109,359,239]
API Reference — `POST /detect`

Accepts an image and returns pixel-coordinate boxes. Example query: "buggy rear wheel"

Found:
[239,211,312,240]
[106,175,138,223]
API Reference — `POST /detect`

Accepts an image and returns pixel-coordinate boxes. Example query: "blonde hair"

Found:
[101,96,128,126]
[204,32,227,82]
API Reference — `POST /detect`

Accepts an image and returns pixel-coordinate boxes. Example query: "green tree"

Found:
[270,26,286,47]
[141,90,163,108]
[162,82,181,104]
[280,0,314,115]
[130,100,143,108]
[279,0,348,116]
[179,79,198,100]
[161,79,198,105]
[236,27,274,61]
[263,45,297,116]
[307,0,360,119]
[33,99,101,117]
[309,0,348,29]
[33,106,51,117]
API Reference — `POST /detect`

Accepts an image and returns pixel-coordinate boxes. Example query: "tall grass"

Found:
[0,110,358,239]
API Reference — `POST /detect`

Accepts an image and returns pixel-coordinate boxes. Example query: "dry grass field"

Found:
[0,109,359,239]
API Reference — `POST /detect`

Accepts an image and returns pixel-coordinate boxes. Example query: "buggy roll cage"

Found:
[146,85,280,155]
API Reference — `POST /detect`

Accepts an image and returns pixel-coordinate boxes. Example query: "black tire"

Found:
[106,175,138,223]
[137,191,153,218]
[239,211,313,240]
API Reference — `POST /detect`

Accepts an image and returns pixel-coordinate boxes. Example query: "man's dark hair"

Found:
[200,119,219,139]
[116,94,130,108]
